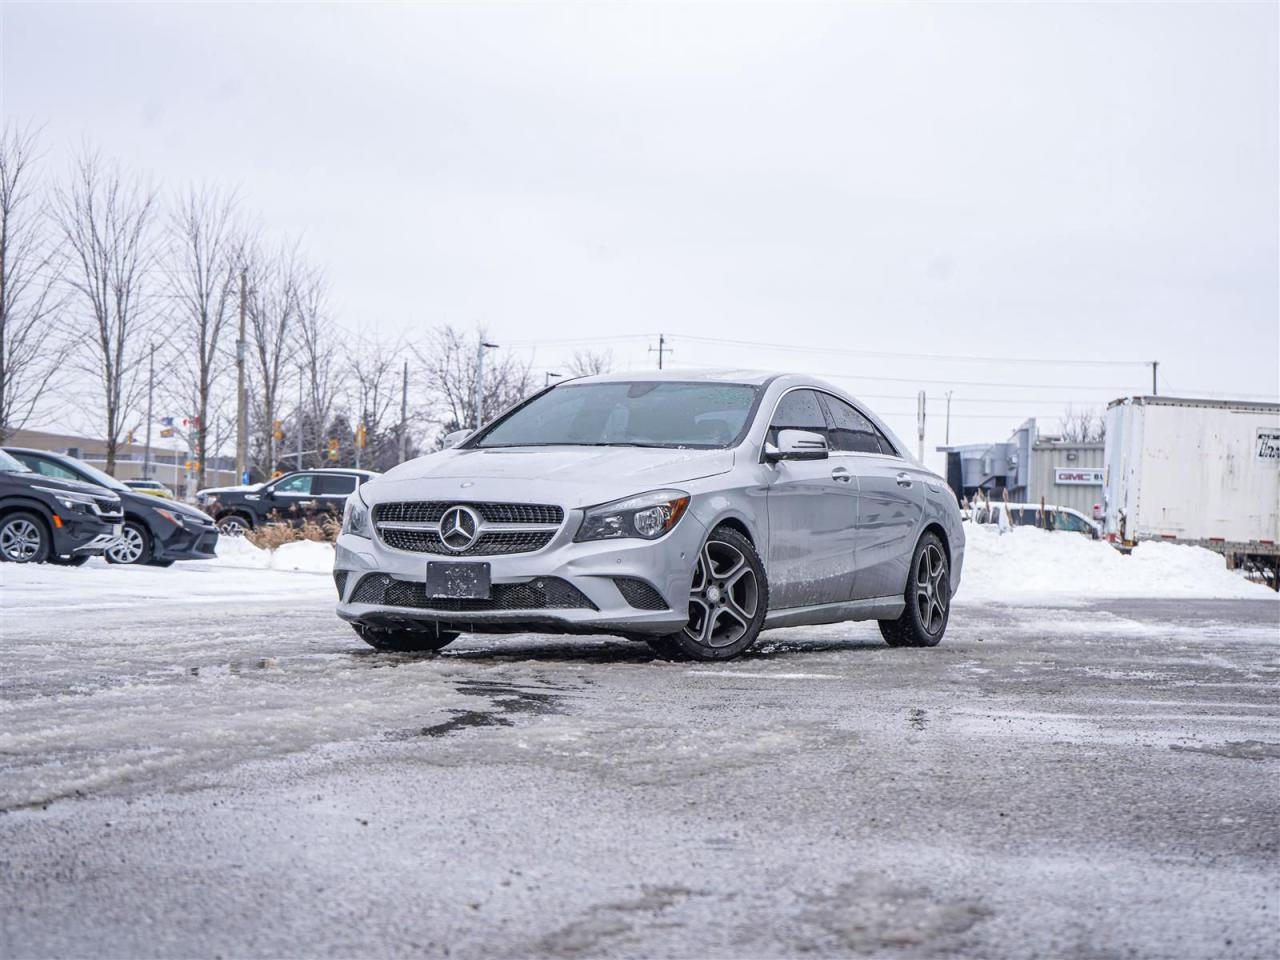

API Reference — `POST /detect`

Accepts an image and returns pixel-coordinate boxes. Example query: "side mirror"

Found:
[443,429,472,449]
[764,429,829,463]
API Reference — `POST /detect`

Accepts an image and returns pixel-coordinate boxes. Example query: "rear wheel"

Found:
[217,513,251,536]
[879,532,950,647]
[105,521,151,565]
[0,512,51,563]
[352,623,459,653]
[647,526,768,661]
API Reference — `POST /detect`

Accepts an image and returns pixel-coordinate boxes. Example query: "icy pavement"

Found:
[1,547,1278,958]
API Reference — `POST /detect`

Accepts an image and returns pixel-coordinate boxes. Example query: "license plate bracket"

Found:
[425,561,492,600]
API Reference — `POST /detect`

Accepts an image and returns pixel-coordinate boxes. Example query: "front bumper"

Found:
[153,520,219,561]
[334,511,706,637]
[54,520,123,557]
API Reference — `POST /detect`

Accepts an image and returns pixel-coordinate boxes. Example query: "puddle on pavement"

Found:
[1171,739,1280,761]
[388,679,567,740]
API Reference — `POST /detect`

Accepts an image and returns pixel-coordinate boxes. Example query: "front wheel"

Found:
[105,521,151,565]
[0,512,51,563]
[353,623,459,653]
[879,532,950,647]
[647,526,768,662]
[217,514,251,536]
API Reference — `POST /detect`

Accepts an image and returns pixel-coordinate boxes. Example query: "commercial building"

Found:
[938,418,1105,516]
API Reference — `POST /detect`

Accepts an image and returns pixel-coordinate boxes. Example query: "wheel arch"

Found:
[706,513,757,548]
[920,520,952,569]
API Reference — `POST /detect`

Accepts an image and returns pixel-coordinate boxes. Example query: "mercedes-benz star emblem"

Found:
[438,505,481,552]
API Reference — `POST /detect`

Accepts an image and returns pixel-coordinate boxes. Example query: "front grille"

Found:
[349,574,596,612]
[334,570,349,598]
[380,529,555,556]
[374,502,563,525]
[614,577,669,611]
[374,500,564,556]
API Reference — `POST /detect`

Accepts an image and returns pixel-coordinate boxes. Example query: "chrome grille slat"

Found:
[374,501,563,525]
[373,500,565,556]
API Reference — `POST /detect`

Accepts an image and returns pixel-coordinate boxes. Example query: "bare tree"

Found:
[348,331,407,470]
[566,348,614,378]
[161,185,240,487]
[1058,406,1105,443]
[54,150,157,473]
[0,123,70,442]
[292,266,341,467]
[412,325,533,447]
[242,240,299,473]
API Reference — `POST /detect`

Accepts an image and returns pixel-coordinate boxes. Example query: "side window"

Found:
[822,396,893,455]
[17,455,82,482]
[1057,512,1087,533]
[315,474,357,496]
[767,390,829,446]
[273,474,313,495]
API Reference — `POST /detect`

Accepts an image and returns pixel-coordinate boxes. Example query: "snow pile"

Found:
[958,523,1276,603]
[211,536,335,573]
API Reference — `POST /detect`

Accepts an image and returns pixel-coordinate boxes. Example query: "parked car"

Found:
[334,371,965,660]
[971,500,1100,538]
[124,479,175,499]
[3,448,219,566]
[0,448,123,565]
[199,468,378,535]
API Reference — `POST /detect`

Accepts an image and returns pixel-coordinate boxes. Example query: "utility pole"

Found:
[297,365,304,470]
[649,333,671,370]
[235,268,248,482]
[399,359,408,464]
[945,390,953,445]
[474,339,498,430]
[1151,361,1159,396]
[916,390,926,463]
[545,371,562,388]
[144,343,155,479]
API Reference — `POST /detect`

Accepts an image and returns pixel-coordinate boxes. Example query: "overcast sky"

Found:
[4,1,1277,457]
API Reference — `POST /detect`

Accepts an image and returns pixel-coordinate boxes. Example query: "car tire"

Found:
[146,559,175,568]
[217,514,252,536]
[0,512,51,563]
[352,624,459,653]
[105,521,152,565]
[647,525,769,662]
[879,531,950,648]
[50,555,91,567]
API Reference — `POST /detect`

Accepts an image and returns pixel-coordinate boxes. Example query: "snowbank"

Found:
[210,536,335,573]
[958,523,1276,603]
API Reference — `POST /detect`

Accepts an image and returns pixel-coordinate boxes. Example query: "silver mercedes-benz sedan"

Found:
[334,371,964,661]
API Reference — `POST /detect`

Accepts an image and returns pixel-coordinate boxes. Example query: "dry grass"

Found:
[245,517,340,550]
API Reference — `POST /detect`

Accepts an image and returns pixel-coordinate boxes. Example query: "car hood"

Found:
[7,471,120,501]
[128,492,214,524]
[198,483,263,497]
[368,446,736,509]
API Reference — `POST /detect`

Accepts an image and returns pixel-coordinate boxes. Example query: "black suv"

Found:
[0,448,123,564]
[197,468,378,535]
[4,448,219,567]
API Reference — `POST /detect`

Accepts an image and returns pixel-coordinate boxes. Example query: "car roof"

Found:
[284,467,379,477]
[566,369,779,386]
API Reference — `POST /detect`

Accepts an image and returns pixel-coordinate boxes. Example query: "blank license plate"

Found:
[425,561,491,599]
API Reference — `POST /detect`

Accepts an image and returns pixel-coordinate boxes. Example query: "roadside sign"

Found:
[1055,467,1104,485]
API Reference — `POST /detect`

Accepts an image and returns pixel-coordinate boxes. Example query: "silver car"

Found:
[335,371,964,661]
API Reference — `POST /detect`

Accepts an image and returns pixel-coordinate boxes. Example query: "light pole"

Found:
[474,339,498,430]
[235,269,248,483]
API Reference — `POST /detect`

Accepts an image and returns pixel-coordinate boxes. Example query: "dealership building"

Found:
[937,418,1105,516]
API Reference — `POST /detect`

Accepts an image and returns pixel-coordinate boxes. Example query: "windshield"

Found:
[0,449,30,473]
[475,381,760,449]
[60,456,128,491]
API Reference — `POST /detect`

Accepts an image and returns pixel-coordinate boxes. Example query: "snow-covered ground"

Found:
[1,523,1274,614]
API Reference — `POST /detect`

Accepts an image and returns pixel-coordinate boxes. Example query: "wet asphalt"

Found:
[1,596,1278,958]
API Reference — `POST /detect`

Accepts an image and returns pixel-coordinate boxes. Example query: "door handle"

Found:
[895,472,913,487]
[830,467,852,483]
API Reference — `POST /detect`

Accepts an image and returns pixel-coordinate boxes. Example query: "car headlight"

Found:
[154,508,184,527]
[34,485,96,515]
[575,489,691,543]
[342,488,373,538]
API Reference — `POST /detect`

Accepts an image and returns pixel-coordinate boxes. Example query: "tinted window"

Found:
[476,381,759,449]
[315,474,357,496]
[1057,511,1089,533]
[273,474,313,495]
[823,396,893,455]
[767,390,828,445]
[14,454,82,482]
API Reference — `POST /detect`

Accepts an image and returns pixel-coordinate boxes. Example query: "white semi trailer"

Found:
[1104,396,1280,589]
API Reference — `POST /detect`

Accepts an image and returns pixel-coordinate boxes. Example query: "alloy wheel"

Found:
[684,538,760,648]
[915,542,949,635]
[0,519,43,562]
[107,525,145,564]
[219,516,247,537]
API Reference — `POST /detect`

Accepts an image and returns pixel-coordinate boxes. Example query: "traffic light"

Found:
[356,424,367,449]
[328,437,340,461]
[272,419,285,442]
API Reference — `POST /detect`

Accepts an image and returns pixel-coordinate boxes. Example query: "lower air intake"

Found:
[613,577,669,610]
[349,574,597,612]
